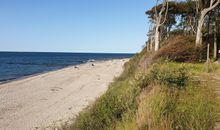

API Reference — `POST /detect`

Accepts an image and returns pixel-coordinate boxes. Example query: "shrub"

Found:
[149,62,190,89]
[117,53,141,81]
[136,73,152,89]
[74,80,141,130]
[153,35,206,62]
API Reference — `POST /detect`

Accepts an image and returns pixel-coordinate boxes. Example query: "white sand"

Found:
[0,59,128,130]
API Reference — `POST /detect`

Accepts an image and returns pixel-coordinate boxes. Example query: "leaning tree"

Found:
[195,0,220,46]
[148,0,169,51]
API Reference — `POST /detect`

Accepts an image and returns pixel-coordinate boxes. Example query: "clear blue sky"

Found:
[0,0,154,53]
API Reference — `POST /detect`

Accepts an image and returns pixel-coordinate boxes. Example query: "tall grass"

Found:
[136,62,219,130]
[74,79,141,130]
[73,57,219,130]
[73,51,144,130]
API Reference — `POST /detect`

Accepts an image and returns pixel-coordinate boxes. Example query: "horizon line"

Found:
[0,50,136,54]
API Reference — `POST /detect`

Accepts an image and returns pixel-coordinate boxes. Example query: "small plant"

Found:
[117,53,141,81]
[149,63,190,89]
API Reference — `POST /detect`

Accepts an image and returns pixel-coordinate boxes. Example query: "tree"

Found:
[213,7,219,59]
[195,0,220,46]
[145,0,220,60]
[146,1,196,51]
[152,0,169,51]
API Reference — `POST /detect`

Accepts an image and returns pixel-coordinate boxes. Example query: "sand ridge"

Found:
[0,59,128,130]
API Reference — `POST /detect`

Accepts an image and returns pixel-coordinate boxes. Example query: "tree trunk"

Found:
[153,0,168,51]
[147,42,150,52]
[206,43,210,73]
[214,20,217,59]
[195,0,220,46]
[196,14,205,46]
[150,36,153,51]
[155,26,160,51]
[213,24,218,60]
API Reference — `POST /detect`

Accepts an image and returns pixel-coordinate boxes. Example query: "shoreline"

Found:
[0,58,128,86]
[0,58,129,130]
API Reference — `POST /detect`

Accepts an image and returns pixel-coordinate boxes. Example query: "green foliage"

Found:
[117,62,219,130]
[73,50,219,130]
[73,48,145,130]
[117,53,141,81]
[175,85,218,129]
[74,79,141,130]
[151,84,219,130]
[145,62,219,130]
[112,110,137,130]
[149,62,190,89]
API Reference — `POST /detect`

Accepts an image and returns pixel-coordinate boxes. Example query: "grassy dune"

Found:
[71,36,220,130]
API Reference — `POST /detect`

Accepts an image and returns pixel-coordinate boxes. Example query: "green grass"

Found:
[73,49,144,130]
[148,84,218,130]
[74,79,141,130]
[72,55,220,130]
[136,62,219,130]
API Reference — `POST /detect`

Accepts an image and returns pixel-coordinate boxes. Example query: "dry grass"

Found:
[153,35,205,62]
[112,62,220,130]
[69,39,220,130]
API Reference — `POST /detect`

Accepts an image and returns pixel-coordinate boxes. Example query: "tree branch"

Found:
[205,0,220,14]
[160,0,169,26]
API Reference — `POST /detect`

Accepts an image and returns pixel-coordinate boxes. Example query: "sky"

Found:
[0,0,154,53]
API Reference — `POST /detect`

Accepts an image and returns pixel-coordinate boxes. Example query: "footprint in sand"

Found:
[50,87,63,92]
[40,98,48,101]
[97,75,101,80]
[80,85,85,90]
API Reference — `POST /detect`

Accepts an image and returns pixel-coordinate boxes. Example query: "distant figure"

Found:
[74,66,79,69]
[92,64,95,67]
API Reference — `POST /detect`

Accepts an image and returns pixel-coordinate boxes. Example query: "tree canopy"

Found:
[145,0,220,60]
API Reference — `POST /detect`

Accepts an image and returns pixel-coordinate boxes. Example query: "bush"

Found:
[153,35,206,62]
[74,80,141,130]
[117,53,141,81]
[149,62,190,89]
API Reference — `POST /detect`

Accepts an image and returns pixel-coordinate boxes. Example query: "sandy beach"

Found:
[0,59,128,130]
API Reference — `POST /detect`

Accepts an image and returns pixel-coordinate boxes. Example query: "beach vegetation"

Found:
[72,55,220,130]
[67,0,220,129]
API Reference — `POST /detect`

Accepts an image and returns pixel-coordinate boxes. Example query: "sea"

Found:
[0,52,133,83]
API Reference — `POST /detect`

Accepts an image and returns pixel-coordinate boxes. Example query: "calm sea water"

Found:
[0,52,133,82]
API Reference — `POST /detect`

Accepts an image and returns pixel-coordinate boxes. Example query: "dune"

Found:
[0,59,128,130]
